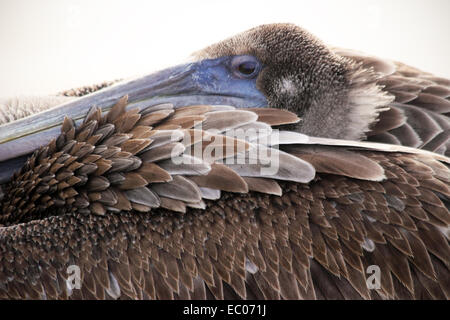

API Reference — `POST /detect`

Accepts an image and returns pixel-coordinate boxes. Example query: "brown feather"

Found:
[188,163,248,193]
[289,146,385,181]
[245,108,300,126]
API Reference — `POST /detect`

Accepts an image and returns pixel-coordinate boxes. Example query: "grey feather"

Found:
[199,187,221,200]
[151,175,202,203]
[226,145,316,183]
[158,155,211,175]
[124,187,160,208]
[141,142,186,162]
[199,110,258,132]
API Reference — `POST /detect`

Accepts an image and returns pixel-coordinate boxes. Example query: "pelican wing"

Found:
[0,97,449,300]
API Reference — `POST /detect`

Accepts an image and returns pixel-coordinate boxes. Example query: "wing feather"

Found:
[1,96,449,301]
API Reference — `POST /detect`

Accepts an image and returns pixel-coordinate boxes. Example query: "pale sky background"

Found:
[0,0,449,97]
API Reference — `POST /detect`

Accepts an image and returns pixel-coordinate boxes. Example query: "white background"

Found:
[0,0,449,97]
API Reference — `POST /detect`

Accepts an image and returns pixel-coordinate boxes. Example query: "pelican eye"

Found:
[239,61,257,75]
[230,55,261,79]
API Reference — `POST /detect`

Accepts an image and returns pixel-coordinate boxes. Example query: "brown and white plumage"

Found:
[334,48,450,155]
[1,95,449,300]
[0,23,449,300]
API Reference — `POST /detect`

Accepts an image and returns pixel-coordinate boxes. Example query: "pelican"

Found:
[0,23,448,300]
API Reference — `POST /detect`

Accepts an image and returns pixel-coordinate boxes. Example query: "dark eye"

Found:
[238,61,257,75]
[231,55,261,79]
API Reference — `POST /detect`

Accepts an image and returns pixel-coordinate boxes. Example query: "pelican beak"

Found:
[0,57,267,183]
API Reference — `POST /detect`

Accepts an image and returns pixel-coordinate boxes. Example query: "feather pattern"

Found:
[0,95,449,301]
[334,49,450,156]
